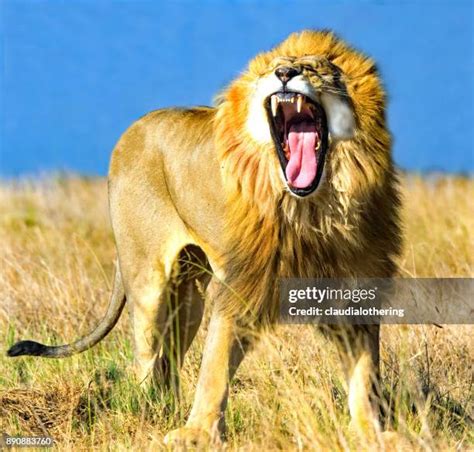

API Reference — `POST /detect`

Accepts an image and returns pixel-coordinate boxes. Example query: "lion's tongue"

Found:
[285,122,318,189]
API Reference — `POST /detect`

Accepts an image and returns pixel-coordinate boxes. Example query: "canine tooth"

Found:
[271,95,278,117]
[315,140,321,151]
[296,94,303,113]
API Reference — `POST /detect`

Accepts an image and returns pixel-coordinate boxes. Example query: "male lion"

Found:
[8,30,401,446]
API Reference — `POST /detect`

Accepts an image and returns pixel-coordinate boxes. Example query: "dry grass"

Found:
[0,174,473,450]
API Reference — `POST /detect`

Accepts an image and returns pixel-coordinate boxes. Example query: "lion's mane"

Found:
[214,30,401,320]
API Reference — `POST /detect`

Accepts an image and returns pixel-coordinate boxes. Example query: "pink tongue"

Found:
[285,122,318,189]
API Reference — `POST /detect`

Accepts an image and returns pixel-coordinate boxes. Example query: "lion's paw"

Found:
[163,427,213,450]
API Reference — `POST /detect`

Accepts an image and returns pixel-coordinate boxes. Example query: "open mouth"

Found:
[265,91,328,197]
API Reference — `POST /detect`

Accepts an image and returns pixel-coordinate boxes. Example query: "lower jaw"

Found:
[286,182,321,197]
[287,185,318,197]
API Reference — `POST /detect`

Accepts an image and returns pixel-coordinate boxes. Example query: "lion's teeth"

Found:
[271,95,278,117]
[296,94,303,113]
[315,140,321,151]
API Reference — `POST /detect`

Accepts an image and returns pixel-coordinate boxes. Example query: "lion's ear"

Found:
[320,92,355,140]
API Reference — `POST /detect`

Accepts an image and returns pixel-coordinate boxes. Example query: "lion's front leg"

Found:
[330,325,382,441]
[164,308,249,447]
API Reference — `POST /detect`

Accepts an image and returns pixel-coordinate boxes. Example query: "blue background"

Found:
[1,0,473,176]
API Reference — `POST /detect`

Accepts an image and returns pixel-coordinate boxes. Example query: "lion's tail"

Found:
[6,262,126,358]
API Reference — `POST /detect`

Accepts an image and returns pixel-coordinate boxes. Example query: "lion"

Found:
[7,30,401,447]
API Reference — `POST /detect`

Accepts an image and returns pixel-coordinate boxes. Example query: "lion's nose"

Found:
[275,66,301,84]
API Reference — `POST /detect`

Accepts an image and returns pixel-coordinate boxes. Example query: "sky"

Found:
[0,0,473,177]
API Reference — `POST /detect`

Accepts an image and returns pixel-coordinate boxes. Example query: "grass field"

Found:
[0,174,473,450]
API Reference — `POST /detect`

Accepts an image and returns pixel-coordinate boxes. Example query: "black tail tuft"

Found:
[6,265,126,359]
[7,340,50,357]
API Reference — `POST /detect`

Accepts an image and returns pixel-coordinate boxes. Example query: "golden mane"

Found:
[214,30,401,320]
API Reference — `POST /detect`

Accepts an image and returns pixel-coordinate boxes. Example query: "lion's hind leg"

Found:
[159,245,210,394]
[125,263,171,387]
[125,246,209,394]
